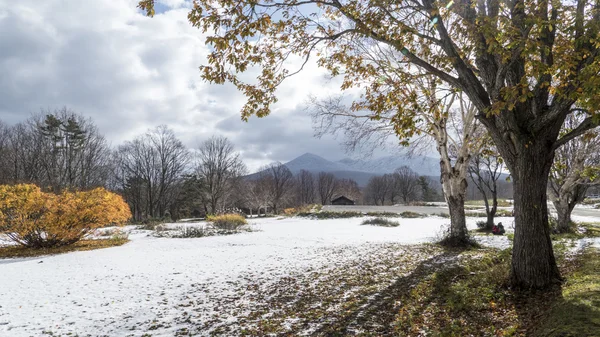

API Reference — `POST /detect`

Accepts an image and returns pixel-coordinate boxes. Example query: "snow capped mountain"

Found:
[283,153,350,174]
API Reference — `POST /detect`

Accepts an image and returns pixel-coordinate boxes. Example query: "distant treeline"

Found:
[0,108,513,221]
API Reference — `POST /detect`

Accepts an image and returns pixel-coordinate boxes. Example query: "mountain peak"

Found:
[284,153,349,173]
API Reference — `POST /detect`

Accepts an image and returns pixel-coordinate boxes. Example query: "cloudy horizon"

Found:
[0,0,412,172]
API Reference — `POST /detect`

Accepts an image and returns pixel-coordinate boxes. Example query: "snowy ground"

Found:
[0,215,596,336]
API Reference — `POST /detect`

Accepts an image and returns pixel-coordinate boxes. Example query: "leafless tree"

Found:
[295,170,316,205]
[0,121,10,184]
[469,135,505,229]
[548,114,600,233]
[393,166,420,205]
[195,136,246,215]
[334,178,361,203]
[115,125,190,220]
[317,172,337,205]
[243,178,270,217]
[365,175,389,206]
[257,162,294,214]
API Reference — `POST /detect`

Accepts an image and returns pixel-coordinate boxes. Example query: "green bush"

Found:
[361,217,400,227]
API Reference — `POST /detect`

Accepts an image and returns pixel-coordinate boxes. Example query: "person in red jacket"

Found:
[492,222,505,235]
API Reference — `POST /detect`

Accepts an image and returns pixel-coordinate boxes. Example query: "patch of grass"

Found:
[410,201,437,207]
[496,209,514,217]
[551,222,600,241]
[532,249,600,337]
[465,199,512,207]
[296,211,365,219]
[464,209,513,218]
[399,211,426,218]
[581,198,600,205]
[170,225,208,238]
[433,212,451,218]
[393,249,518,336]
[283,205,315,216]
[579,222,600,237]
[135,218,168,230]
[0,237,129,259]
[464,211,487,217]
[361,217,400,227]
[365,211,402,217]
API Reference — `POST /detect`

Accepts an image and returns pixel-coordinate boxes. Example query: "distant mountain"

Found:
[247,153,441,187]
[284,153,349,174]
[338,155,440,176]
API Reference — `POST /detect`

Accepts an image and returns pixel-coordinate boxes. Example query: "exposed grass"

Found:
[532,249,600,337]
[464,209,513,218]
[581,198,600,205]
[399,210,426,218]
[135,218,168,230]
[361,217,401,227]
[465,199,512,207]
[193,245,598,336]
[296,210,427,219]
[551,222,600,241]
[365,211,403,217]
[297,211,365,219]
[392,247,600,336]
[0,237,129,259]
[283,205,318,216]
[579,222,600,237]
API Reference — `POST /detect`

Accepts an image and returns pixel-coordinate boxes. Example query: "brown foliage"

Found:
[0,184,131,248]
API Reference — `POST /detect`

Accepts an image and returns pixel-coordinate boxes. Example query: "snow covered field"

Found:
[0,215,596,336]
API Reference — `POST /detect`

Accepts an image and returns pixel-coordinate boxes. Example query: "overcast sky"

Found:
[0,0,402,172]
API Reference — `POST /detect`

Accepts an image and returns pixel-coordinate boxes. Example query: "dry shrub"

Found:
[207,214,247,231]
[0,184,131,248]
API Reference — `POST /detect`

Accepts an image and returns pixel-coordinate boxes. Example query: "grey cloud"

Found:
[0,0,353,172]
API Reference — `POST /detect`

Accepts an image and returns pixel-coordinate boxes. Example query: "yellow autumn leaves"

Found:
[0,184,131,248]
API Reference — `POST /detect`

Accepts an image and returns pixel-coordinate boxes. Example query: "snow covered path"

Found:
[0,216,517,336]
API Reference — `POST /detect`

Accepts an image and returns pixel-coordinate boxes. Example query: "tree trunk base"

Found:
[438,234,479,249]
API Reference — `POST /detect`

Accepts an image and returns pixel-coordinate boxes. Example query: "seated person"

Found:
[492,222,506,235]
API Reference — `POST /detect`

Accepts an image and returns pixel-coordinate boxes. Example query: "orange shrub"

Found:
[0,184,131,248]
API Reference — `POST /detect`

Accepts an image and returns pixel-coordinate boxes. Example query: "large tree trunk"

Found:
[510,146,561,289]
[447,194,468,240]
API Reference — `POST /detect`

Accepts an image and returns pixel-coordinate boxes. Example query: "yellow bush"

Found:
[283,208,298,216]
[0,184,131,248]
[207,213,247,231]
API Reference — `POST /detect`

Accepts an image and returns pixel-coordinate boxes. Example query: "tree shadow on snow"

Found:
[310,250,464,336]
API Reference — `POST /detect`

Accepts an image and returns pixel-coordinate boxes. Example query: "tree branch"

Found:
[552,117,599,151]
